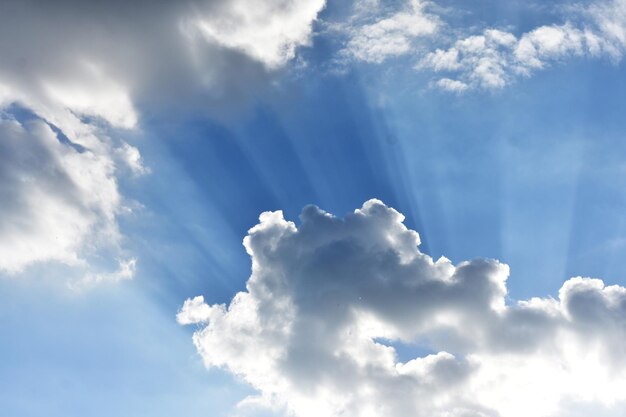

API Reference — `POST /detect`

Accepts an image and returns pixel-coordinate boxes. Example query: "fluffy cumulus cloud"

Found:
[418,0,626,90]
[180,200,626,417]
[0,0,326,277]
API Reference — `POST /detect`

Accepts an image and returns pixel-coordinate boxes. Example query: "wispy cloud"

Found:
[341,0,439,63]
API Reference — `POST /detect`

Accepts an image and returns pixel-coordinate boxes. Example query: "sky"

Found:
[2,0,626,416]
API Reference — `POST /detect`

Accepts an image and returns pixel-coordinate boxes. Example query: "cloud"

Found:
[0,0,326,118]
[590,0,626,54]
[39,61,138,130]
[434,77,469,92]
[180,200,626,417]
[418,24,598,90]
[334,0,626,90]
[419,0,626,90]
[116,142,150,177]
[0,0,326,277]
[341,0,439,63]
[177,295,224,325]
[0,116,131,274]
[71,258,138,290]
[0,59,145,278]
[185,0,326,68]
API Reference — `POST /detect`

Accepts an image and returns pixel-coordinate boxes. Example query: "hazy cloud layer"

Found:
[180,200,626,417]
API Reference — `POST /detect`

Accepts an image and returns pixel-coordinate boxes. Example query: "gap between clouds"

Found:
[179,199,626,417]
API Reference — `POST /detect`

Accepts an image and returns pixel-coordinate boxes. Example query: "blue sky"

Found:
[2,1,626,416]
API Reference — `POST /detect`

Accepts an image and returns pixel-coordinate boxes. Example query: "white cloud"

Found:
[177,295,224,325]
[420,24,597,90]
[514,24,587,70]
[435,78,469,92]
[116,142,150,177]
[330,0,626,90]
[40,61,138,130]
[180,200,626,417]
[342,0,439,63]
[0,0,331,126]
[419,0,626,91]
[186,0,326,68]
[590,0,626,55]
[0,60,149,278]
[0,117,125,273]
[0,0,327,162]
[0,0,326,278]
[70,257,138,289]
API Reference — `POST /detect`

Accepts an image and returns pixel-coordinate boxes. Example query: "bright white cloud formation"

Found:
[180,200,626,417]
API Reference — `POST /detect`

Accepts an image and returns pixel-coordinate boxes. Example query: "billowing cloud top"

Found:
[179,200,626,417]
